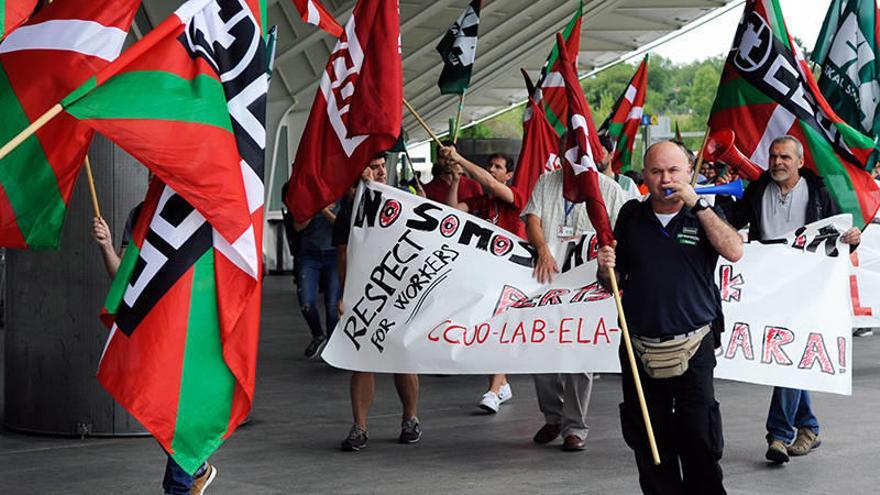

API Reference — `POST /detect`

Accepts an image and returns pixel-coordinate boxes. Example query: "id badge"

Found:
[557,225,575,238]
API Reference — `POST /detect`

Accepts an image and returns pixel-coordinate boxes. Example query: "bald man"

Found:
[598,141,742,494]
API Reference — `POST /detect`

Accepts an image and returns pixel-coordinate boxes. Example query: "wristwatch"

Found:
[691,197,710,215]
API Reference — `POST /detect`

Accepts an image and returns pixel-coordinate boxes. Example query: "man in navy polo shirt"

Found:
[597,141,743,495]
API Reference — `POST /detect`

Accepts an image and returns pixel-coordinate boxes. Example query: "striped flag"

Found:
[0,0,38,39]
[599,55,649,173]
[0,0,140,249]
[533,0,583,136]
[708,0,880,227]
[95,0,266,474]
[292,0,342,37]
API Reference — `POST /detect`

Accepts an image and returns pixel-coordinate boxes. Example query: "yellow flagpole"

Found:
[608,266,662,465]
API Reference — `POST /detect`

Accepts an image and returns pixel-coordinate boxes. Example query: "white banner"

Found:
[850,224,880,327]
[714,215,852,395]
[324,182,853,395]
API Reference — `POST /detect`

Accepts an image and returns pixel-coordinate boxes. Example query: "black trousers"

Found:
[618,334,726,495]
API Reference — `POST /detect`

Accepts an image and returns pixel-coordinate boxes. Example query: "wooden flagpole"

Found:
[0,103,63,163]
[452,91,466,144]
[691,126,712,187]
[83,156,102,218]
[403,97,443,147]
[608,266,662,465]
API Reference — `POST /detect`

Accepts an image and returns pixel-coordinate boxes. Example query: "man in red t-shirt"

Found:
[443,148,526,239]
[423,141,484,204]
[441,145,524,414]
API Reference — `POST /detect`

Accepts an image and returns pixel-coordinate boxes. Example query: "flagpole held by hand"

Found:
[453,91,466,144]
[691,126,712,187]
[403,97,443,147]
[607,265,661,465]
[83,156,102,218]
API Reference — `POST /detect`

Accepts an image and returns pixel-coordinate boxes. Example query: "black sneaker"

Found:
[399,416,422,444]
[303,337,326,359]
[341,425,368,451]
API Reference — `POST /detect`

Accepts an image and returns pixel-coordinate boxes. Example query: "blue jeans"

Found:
[162,455,207,494]
[766,387,820,443]
[296,249,339,339]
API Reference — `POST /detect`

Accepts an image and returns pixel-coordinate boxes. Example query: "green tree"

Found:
[687,63,722,127]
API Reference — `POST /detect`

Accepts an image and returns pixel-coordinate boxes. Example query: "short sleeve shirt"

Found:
[464,194,526,239]
[522,169,625,240]
[615,173,642,204]
[614,199,725,338]
[424,175,483,204]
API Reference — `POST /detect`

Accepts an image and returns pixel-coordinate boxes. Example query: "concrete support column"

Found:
[3,135,148,436]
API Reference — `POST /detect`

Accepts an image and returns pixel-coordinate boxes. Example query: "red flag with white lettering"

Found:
[291,0,342,38]
[286,0,401,223]
[556,33,614,247]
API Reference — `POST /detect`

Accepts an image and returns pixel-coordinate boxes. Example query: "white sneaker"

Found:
[498,383,513,404]
[478,392,501,413]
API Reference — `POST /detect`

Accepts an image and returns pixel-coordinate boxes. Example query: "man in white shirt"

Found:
[521,167,625,450]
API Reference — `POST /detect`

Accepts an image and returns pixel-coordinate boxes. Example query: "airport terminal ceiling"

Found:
[132,0,743,143]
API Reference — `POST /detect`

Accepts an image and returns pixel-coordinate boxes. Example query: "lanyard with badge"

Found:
[558,200,577,238]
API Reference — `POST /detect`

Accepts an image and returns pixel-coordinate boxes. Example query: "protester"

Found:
[442,146,519,412]
[423,140,484,204]
[624,170,649,196]
[598,135,641,203]
[335,153,421,452]
[290,198,340,360]
[597,140,742,493]
[91,192,217,495]
[700,160,718,184]
[522,159,625,451]
[728,135,860,464]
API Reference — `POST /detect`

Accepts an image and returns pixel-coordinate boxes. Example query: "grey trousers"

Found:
[533,373,594,440]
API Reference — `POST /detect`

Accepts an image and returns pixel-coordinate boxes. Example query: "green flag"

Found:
[812,0,880,138]
[436,0,481,95]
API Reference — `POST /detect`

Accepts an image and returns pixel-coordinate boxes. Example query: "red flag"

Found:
[292,0,343,37]
[556,33,614,247]
[511,96,560,210]
[286,0,401,223]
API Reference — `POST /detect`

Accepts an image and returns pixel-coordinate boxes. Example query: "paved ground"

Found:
[1,274,879,494]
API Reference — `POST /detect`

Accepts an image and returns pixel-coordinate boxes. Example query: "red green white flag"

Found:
[598,55,649,173]
[0,0,38,39]
[60,0,261,251]
[0,0,139,249]
[708,0,880,227]
[532,0,582,136]
[93,0,267,474]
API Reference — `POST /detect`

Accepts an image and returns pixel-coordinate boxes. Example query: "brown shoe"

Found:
[765,439,790,464]
[787,428,821,456]
[532,423,561,444]
[190,464,217,495]
[562,434,586,451]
